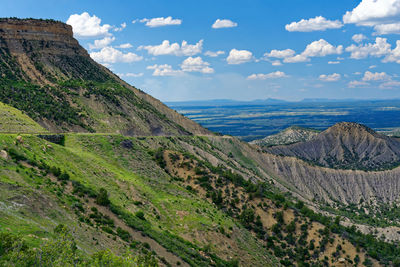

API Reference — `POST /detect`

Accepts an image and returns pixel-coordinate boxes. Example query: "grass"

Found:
[0,102,47,133]
[0,133,273,266]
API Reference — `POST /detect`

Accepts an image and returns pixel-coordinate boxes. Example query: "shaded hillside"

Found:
[250,126,319,147]
[0,102,47,133]
[266,122,400,171]
[0,18,210,136]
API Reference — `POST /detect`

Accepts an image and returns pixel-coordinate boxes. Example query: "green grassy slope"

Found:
[0,102,47,133]
[2,133,400,266]
[0,133,276,266]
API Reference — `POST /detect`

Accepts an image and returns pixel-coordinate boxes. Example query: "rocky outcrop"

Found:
[0,18,83,55]
[257,153,400,204]
[250,126,319,147]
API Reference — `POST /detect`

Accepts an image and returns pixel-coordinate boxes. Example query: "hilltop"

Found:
[267,122,400,171]
[0,18,209,136]
[250,126,319,147]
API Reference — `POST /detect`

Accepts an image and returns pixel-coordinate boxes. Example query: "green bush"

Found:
[96,188,110,206]
[135,211,145,220]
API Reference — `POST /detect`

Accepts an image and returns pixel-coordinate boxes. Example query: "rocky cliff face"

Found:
[0,18,80,53]
[0,18,211,135]
[258,153,400,204]
[266,122,400,171]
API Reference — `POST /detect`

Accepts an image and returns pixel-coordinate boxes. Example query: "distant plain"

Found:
[168,99,400,141]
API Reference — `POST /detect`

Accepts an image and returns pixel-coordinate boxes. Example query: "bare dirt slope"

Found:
[266,122,400,171]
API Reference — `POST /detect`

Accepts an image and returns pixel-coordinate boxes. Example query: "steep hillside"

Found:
[0,134,278,266]
[3,133,398,266]
[266,122,400,171]
[0,18,210,136]
[250,126,319,147]
[0,102,47,133]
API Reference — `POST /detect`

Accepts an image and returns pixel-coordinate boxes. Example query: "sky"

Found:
[2,0,400,101]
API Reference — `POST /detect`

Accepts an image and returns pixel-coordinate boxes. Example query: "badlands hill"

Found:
[267,122,400,171]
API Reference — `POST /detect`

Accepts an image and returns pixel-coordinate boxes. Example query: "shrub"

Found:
[116,227,131,242]
[135,211,145,220]
[96,188,110,206]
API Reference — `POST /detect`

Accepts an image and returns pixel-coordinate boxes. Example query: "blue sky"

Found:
[2,0,400,101]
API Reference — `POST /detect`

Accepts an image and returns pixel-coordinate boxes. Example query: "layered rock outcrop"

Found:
[0,18,86,56]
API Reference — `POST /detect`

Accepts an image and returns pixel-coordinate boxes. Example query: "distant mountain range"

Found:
[166,98,400,107]
[166,98,288,107]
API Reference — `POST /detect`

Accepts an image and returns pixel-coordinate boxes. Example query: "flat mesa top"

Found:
[0,18,73,37]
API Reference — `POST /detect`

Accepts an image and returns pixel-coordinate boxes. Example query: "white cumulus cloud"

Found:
[284,54,309,63]
[343,0,400,26]
[383,40,400,63]
[349,71,395,88]
[348,80,370,88]
[319,73,341,82]
[118,72,144,78]
[362,71,391,81]
[271,60,283,66]
[343,0,400,35]
[140,16,182,27]
[346,37,391,59]
[264,49,296,58]
[212,19,238,29]
[181,57,214,73]
[138,40,203,56]
[301,39,343,57]
[90,47,143,63]
[247,71,287,80]
[285,16,343,32]
[226,49,253,64]
[88,36,115,50]
[352,34,367,43]
[67,12,112,38]
[147,64,183,76]
[379,80,400,89]
[284,39,343,63]
[117,43,133,49]
[374,22,400,35]
[114,22,127,32]
[204,50,225,57]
